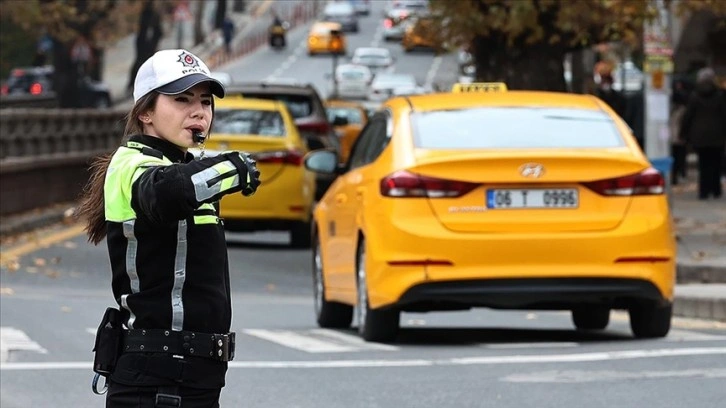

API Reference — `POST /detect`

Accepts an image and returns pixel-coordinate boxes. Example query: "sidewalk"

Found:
[103,0,270,107]
[669,173,726,321]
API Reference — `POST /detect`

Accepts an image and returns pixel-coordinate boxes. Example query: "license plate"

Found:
[486,188,579,209]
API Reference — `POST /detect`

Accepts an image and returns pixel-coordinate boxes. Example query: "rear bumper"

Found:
[362,199,676,309]
[396,278,669,312]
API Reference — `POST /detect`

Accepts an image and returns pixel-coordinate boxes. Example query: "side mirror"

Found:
[304,149,339,174]
[332,115,349,126]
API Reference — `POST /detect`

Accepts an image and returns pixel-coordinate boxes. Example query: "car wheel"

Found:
[571,307,610,330]
[290,220,312,248]
[629,301,672,338]
[313,234,353,328]
[356,238,399,342]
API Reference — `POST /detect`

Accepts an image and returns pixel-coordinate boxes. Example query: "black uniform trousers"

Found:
[106,380,221,408]
[696,147,724,199]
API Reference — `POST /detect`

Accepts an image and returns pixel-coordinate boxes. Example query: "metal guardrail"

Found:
[0,108,125,216]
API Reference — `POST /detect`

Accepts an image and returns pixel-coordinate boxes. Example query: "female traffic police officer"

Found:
[77,49,260,407]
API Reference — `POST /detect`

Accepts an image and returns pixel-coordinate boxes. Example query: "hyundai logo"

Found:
[519,163,545,178]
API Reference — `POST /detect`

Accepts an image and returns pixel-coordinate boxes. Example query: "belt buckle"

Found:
[213,333,235,362]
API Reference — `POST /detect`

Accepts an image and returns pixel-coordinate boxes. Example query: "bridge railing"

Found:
[0,108,125,216]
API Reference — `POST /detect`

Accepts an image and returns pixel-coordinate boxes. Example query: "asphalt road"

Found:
[2,3,726,407]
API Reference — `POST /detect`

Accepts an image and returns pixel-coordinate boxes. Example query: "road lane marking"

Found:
[485,342,579,349]
[370,22,383,48]
[3,347,726,370]
[243,329,358,352]
[424,55,443,90]
[503,368,726,383]
[310,329,399,351]
[0,223,86,266]
[0,327,48,363]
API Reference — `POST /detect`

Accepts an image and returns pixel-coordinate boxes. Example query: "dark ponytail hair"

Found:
[76,93,159,245]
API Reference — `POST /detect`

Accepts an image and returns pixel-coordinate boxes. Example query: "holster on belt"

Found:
[92,307,124,376]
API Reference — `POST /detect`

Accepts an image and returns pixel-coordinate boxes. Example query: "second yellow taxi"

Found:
[200,97,316,248]
[304,83,676,342]
[307,21,346,56]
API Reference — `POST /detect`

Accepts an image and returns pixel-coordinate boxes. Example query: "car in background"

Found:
[192,97,315,248]
[382,9,417,41]
[382,0,429,17]
[226,81,340,200]
[367,72,418,101]
[305,83,675,342]
[307,21,347,56]
[351,47,395,75]
[333,63,373,100]
[322,1,359,33]
[1,65,112,108]
[348,0,371,15]
[401,15,443,53]
[325,99,369,164]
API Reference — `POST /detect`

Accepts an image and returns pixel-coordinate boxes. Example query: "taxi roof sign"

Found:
[451,82,508,93]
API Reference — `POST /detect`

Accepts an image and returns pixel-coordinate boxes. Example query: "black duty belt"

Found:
[122,329,235,362]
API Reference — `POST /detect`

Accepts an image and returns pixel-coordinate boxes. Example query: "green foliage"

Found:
[428,0,726,51]
[0,13,38,80]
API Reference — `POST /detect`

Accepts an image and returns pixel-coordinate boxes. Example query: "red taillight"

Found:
[380,170,478,198]
[30,82,43,95]
[383,18,393,29]
[387,259,453,266]
[583,168,664,196]
[297,121,330,135]
[253,149,304,166]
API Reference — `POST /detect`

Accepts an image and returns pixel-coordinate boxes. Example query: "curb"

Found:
[674,297,726,322]
[677,264,726,284]
[0,203,74,239]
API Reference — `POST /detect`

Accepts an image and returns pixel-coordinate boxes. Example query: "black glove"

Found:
[223,151,261,196]
[240,152,261,196]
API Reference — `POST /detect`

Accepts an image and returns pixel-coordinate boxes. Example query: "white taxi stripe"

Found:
[0,327,48,363]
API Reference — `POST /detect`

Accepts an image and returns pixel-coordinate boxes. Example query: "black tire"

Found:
[356,239,399,342]
[629,302,672,338]
[572,307,610,330]
[290,220,312,248]
[313,235,353,328]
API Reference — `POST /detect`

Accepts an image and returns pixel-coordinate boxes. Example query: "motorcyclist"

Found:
[269,13,287,48]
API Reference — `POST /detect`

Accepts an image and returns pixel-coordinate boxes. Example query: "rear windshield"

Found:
[327,107,363,124]
[214,109,286,137]
[240,93,313,119]
[412,107,624,149]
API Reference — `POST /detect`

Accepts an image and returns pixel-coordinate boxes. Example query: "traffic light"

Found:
[330,29,343,54]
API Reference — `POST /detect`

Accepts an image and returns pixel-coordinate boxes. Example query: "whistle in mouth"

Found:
[192,130,206,144]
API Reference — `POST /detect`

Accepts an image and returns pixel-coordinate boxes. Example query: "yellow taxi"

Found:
[307,22,346,56]
[201,97,316,248]
[325,99,369,164]
[401,15,443,53]
[304,83,675,341]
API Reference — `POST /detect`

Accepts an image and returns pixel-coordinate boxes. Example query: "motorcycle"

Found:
[268,22,289,50]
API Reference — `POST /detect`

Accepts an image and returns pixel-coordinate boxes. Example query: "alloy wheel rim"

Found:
[314,242,323,316]
[356,246,367,328]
